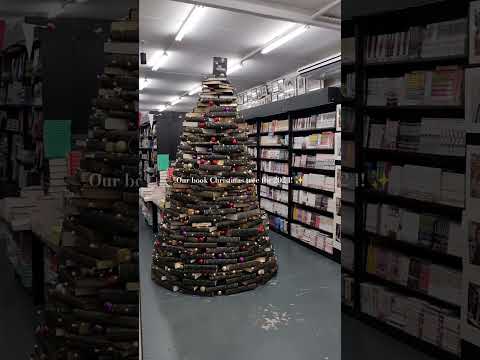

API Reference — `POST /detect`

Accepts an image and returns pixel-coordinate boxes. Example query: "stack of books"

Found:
[291,223,333,253]
[260,197,288,218]
[365,202,464,257]
[366,66,464,106]
[260,185,288,203]
[364,18,466,63]
[365,161,465,206]
[261,160,288,175]
[292,206,333,233]
[293,153,336,170]
[260,119,289,133]
[292,189,334,213]
[294,172,335,192]
[260,148,288,160]
[360,282,461,355]
[366,245,462,305]
[293,132,334,150]
[292,111,336,131]
[48,158,68,199]
[260,134,289,146]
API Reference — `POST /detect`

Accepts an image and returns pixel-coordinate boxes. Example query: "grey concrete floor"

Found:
[139,219,341,360]
[0,238,36,359]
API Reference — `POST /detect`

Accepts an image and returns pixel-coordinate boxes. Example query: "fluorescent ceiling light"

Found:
[149,51,168,71]
[175,5,205,42]
[171,97,182,106]
[158,105,168,112]
[188,85,202,96]
[139,78,150,91]
[227,62,244,75]
[297,53,341,75]
[261,25,309,55]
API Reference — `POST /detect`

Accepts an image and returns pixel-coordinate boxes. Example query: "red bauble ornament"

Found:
[228,202,235,208]
[258,224,265,233]
[215,117,221,122]
[209,101,214,106]
[232,138,238,144]
[210,137,217,143]
[199,122,206,128]
[198,259,204,264]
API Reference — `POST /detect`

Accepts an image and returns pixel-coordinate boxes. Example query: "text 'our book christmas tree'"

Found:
[152,72,279,296]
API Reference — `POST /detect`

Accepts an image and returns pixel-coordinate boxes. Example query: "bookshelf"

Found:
[341,1,480,358]
[139,116,157,184]
[241,87,342,262]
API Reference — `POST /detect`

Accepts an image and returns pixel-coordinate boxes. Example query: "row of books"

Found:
[261,174,290,190]
[292,206,334,234]
[260,148,289,160]
[341,172,356,202]
[341,107,355,133]
[366,245,462,306]
[360,282,461,355]
[342,274,355,307]
[294,172,335,192]
[366,66,463,106]
[293,153,335,170]
[260,119,289,133]
[260,185,289,204]
[247,123,257,135]
[292,111,336,131]
[365,203,463,257]
[342,141,356,168]
[344,72,356,99]
[342,237,355,272]
[292,189,334,213]
[260,134,289,146]
[269,216,288,233]
[364,18,466,63]
[260,197,288,218]
[365,161,465,207]
[367,117,465,157]
[261,160,289,175]
[293,132,335,150]
[291,223,334,254]
[247,147,257,159]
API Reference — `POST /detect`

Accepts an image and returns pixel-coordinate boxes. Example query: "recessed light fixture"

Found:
[188,85,202,96]
[175,5,205,42]
[171,97,182,106]
[149,50,168,71]
[139,78,150,91]
[261,25,309,55]
[227,62,244,75]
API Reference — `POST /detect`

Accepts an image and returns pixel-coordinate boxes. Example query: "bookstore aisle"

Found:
[139,217,340,360]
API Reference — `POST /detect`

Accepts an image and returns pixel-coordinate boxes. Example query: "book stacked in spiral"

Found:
[151,73,278,296]
[33,10,140,360]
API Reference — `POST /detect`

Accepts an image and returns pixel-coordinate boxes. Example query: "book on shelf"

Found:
[293,132,334,150]
[293,206,333,233]
[294,172,335,192]
[291,223,333,253]
[365,202,463,257]
[342,37,356,64]
[365,18,466,63]
[366,66,463,107]
[342,274,355,306]
[260,160,288,175]
[360,282,461,355]
[364,161,465,207]
[366,245,462,305]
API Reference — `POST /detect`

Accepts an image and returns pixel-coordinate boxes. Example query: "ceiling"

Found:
[139,0,340,112]
[0,0,137,21]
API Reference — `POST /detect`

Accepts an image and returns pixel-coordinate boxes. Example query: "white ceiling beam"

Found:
[311,0,341,19]
[169,0,340,30]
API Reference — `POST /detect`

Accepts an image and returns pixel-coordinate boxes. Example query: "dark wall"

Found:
[155,111,184,160]
[40,19,110,134]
